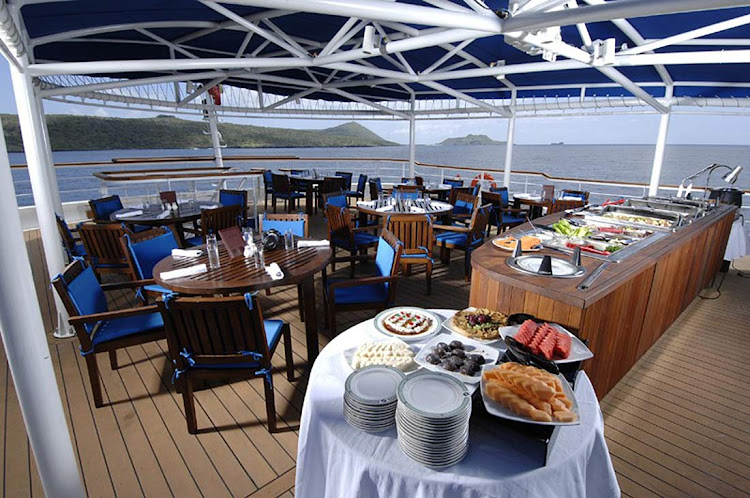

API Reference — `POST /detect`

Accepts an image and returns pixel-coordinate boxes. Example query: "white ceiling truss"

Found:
[1,0,750,120]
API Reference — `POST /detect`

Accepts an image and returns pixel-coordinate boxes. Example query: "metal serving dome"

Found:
[2,0,750,118]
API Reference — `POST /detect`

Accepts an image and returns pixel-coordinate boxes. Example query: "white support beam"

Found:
[320,17,361,56]
[649,85,673,196]
[0,116,85,498]
[621,13,750,56]
[38,70,227,97]
[198,1,309,58]
[31,21,217,47]
[177,76,227,107]
[503,91,517,188]
[135,28,198,59]
[408,96,416,177]
[265,88,318,110]
[325,87,409,118]
[422,39,474,75]
[235,32,253,57]
[421,81,511,117]
[171,9,291,44]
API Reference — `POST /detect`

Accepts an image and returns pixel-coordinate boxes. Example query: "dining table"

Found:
[512,194,552,219]
[289,175,327,216]
[355,199,454,218]
[152,239,332,365]
[110,200,222,247]
[295,309,620,498]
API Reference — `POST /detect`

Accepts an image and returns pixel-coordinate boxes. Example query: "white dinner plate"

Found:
[345,366,405,405]
[441,308,506,344]
[414,333,502,384]
[480,364,581,426]
[498,323,593,364]
[397,371,470,419]
[374,307,442,342]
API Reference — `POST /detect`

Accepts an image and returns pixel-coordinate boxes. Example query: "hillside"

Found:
[438,134,505,146]
[0,115,397,152]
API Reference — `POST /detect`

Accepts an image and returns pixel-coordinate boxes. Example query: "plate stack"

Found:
[343,365,405,433]
[396,372,472,469]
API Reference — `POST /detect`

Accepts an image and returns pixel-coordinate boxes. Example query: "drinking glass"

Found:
[284,229,295,250]
[257,246,266,268]
[206,234,221,269]
[242,227,254,246]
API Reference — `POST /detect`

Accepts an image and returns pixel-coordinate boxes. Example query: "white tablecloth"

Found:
[724,216,748,261]
[296,310,620,498]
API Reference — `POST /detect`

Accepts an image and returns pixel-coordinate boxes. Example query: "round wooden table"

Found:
[153,241,332,364]
[110,201,221,246]
[355,199,453,218]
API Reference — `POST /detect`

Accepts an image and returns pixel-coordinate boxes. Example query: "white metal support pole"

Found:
[0,116,85,498]
[408,110,416,178]
[36,96,63,214]
[648,86,673,196]
[207,105,224,168]
[10,59,71,338]
[503,90,517,188]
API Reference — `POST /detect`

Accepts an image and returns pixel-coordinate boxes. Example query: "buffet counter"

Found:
[469,204,736,397]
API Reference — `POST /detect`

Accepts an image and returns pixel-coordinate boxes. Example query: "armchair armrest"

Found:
[433,224,470,233]
[101,279,156,291]
[328,275,398,290]
[69,304,160,325]
[351,225,377,232]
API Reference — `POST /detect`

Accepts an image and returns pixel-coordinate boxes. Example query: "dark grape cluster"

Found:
[466,314,491,326]
[425,340,485,376]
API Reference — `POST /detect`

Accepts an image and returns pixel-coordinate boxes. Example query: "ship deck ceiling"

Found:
[2,221,749,498]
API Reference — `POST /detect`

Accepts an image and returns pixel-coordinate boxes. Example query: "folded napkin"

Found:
[561,196,583,201]
[156,209,171,219]
[409,206,426,214]
[200,204,218,210]
[115,209,143,219]
[265,262,284,281]
[297,240,329,248]
[160,263,207,281]
[357,201,376,208]
[171,248,203,258]
[439,184,452,189]
[514,193,532,199]
[376,205,393,213]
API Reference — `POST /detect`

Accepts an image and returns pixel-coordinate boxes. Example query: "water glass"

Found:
[206,234,221,269]
[284,229,295,250]
[257,246,266,268]
[242,227,254,246]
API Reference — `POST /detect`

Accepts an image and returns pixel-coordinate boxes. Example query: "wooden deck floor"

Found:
[2,227,749,497]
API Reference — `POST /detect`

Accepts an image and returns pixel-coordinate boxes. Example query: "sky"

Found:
[2,59,749,146]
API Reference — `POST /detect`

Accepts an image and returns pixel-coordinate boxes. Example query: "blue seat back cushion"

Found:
[220,191,245,208]
[375,178,382,190]
[264,171,272,183]
[129,231,179,279]
[454,199,474,215]
[401,191,420,200]
[444,179,463,188]
[262,217,305,237]
[92,196,123,219]
[66,266,108,333]
[357,175,367,192]
[375,238,397,282]
[327,195,348,208]
[563,192,586,202]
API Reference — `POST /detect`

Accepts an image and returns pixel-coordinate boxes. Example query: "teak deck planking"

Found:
[2,222,749,497]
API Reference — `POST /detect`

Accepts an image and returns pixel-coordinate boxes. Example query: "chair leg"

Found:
[349,250,356,278]
[109,350,118,370]
[283,324,295,382]
[264,375,277,433]
[272,195,277,213]
[85,355,104,408]
[330,247,336,272]
[182,376,198,434]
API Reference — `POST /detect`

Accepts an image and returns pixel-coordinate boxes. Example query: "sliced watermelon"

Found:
[514,319,538,346]
[554,331,572,359]
[538,328,557,360]
[528,324,551,355]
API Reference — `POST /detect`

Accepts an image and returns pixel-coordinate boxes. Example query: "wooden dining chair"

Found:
[368,178,382,201]
[322,229,403,336]
[335,171,353,190]
[52,259,166,408]
[263,170,275,208]
[184,205,243,246]
[121,226,179,300]
[318,177,345,211]
[56,213,86,261]
[434,204,491,281]
[259,213,309,237]
[450,191,479,224]
[271,173,305,213]
[487,187,528,230]
[345,174,368,205]
[386,214,434,294]
[325,204,379,277]
[393,185,424,200]
[482,191,525,235]
[78,222,135,279]
[159,191,177,204]
[443,178,464,188]
[542,185,555,201]
[89,195,124,222]
[157,292,294,434]
[548,198,584,214]
[219,189,248,224]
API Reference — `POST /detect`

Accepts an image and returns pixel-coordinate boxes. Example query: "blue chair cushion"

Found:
[344,190,363,197]
[91,196,123,220]
[91,312,163,347]
[66,266,108,333]
[562,192,587,202]
[502,214,526,225]
[184,236,203,247]
[133,224,152,233]
[443,179,463,188]
[276,191,305,199]
[436,231,468,247]
[453,199,474,216]
[126,230,179,279]
[327,280,388,304]
[220,191,246,208]
[261,215,306,237]
[326,195,348,209]
[143,284,171,294]
[374,237,397,277]
[332,231,379,249]
[71,243,87,257]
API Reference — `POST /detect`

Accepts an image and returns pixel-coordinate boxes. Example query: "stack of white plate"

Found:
[343,365,406,433]
[395,372,472,469]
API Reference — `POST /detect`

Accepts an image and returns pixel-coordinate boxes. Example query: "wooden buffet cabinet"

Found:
[469,204,736,398]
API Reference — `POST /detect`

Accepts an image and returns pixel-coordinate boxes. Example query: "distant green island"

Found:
[437,134,505,146]
[0,114,397,152]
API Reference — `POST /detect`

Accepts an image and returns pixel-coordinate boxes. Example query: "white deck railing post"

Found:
[0,116,85,498]
[503,89,517,189]
[207,105,225,168]
[9,58,72,339]
[648,85,673,196]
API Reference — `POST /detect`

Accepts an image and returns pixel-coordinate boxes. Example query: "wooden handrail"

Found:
[94,169,263,182]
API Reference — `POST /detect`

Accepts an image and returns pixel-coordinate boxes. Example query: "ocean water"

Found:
[9,144,749,207]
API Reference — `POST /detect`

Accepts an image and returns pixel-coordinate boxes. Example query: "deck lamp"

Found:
[677,163,743,200]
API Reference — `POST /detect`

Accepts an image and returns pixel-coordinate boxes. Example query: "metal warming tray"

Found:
[627,198,705,219]
[583,205,681,231]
